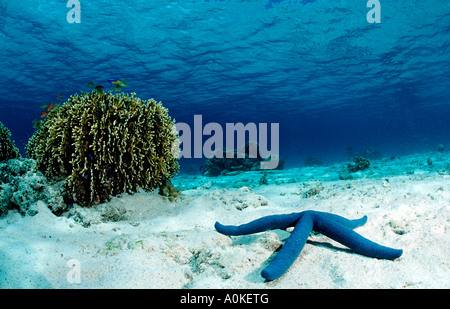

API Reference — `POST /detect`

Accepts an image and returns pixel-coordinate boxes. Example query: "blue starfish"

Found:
[215,210,403,281]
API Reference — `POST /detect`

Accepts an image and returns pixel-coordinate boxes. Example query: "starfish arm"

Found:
[314,211,367,229]
[261,211,314,281]
[214,212,302,236]
[313,213,403,260]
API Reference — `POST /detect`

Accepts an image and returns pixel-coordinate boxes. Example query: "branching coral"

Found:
[0,121,20,162]
[26,91,179,206]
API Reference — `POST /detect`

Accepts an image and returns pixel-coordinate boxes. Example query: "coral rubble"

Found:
[0,158,66,216]
[26,91,179,206]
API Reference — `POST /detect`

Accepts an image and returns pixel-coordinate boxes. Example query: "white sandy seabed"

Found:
[0,152,449,289]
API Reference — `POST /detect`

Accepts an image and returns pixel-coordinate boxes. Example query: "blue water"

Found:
[1,0,449,171]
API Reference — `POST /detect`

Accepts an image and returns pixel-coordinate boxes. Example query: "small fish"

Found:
[40,103,55,118]
[87,82,95,88]
[95,85,104,93]
[108,79,128,87]
[57,94,63,99]
[114,84,122,92]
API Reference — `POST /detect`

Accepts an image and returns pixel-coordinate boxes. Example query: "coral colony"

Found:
[26,91,179,206]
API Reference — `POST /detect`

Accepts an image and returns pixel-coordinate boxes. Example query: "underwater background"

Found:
[1,0,449,170]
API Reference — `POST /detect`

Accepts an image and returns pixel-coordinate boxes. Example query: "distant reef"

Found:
[200,146,284,177]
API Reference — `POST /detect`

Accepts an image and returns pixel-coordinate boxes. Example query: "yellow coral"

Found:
[26,91,179,206]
